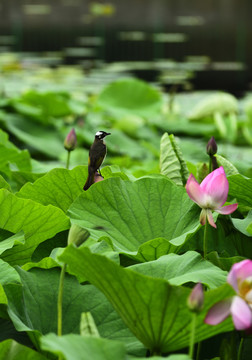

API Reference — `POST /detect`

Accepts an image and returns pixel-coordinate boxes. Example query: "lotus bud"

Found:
[64,128,77,151]
[67,224,89,247]
[206,136,217,156]
[187,283,204,313]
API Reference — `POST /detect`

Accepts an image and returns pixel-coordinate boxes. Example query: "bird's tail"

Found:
[83,170,95,191]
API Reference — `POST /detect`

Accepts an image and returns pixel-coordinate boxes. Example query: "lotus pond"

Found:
[0,64,252,360]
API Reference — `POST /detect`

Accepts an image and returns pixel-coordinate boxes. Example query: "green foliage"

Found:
[68,177,201,252]
[41,334,127,360]
[60,246,234,353]
[0,72,251,359]
[0,339,47,360]
[160,133,189,185]
[97,78,162,118]
[188,93,238,120]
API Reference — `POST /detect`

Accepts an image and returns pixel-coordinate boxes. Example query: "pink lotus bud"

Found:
[187,283,204,313]
[64,128,77,151]
[206,136,217,156]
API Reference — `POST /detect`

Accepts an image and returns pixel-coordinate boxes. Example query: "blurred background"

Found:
[0,0,250,94]
[1,0,252,184]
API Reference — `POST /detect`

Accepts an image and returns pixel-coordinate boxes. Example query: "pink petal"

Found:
[215,203,238,215]
[205,298,232,325]
[206,209,217,228]
[227,260,252,292]
[200,209,206,226]
[230,296,252,330]
[200,166,225,190]
[201,173,229,209]
[186,174,205,207]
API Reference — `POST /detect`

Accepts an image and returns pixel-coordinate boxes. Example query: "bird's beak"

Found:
[105,132,111,136]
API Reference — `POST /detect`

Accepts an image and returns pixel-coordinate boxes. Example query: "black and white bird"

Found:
[83,131,111,191]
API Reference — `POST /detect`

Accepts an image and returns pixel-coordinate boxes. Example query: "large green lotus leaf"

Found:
[97,78,162,118]
[228,174,252,212]
[68,177,201,252]
[4,268,143,354]
[130,251,227,289]
[0,113,65,158]
[60,246,234,353]
[0,232,25,255]
[17,166,88,212]
[0,189,69,265]
[0,339,47,360]
[41,334,127,360]
[0,259,20,285]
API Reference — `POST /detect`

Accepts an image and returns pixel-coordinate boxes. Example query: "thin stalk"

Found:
[66,151,71,170]
[203,218,208,259]
[189,312,197,359]
[57,263,67,360]
[196,341,201,360]
[208,156,212,174]
[237,337,244,360]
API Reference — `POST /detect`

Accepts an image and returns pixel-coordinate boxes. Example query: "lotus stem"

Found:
[189,312,197,359]
[237,337,244,360]
[203,218,208,259]
[57,263,67,360]
[66,151,71,170]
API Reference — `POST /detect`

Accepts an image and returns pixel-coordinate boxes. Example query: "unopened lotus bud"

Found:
[67,224,89,247]
[206,136,217,156]
[187,283,204,313]
[64,128,77,151]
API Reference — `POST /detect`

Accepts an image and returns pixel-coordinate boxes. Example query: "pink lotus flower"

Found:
[205,259,252,330]
[186,166,238,228]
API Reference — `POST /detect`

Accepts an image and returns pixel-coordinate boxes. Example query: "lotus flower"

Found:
[186,166,238,228]
[205,259,252,330]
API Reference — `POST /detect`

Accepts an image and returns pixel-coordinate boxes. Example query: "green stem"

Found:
[57,263,66,360]
[66,151,71,170]
[237,337,244,360]
[57,263,66,336]
[203,218,208,259]
[196,341,201,360]
[208,156,212,174]
[189,312,197,359]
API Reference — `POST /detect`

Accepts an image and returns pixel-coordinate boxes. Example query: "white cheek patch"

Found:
[95,131,103,136]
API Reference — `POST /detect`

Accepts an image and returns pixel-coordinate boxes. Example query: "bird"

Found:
[83,131,111,191]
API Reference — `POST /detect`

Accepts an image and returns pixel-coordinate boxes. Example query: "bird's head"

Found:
[95,131,111,140]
